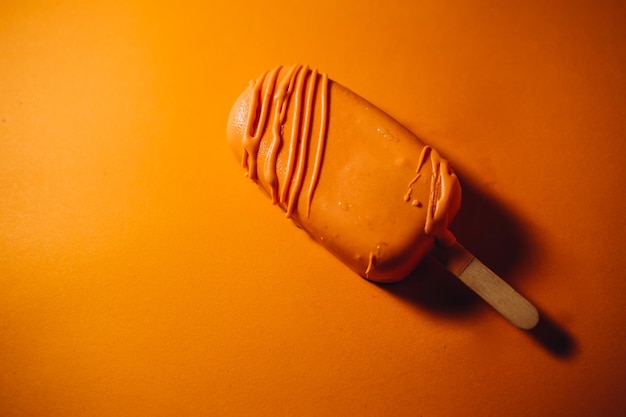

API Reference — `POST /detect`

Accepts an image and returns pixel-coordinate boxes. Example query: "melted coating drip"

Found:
[305,72,329,217]
[286,68,318,217]
[242,65,329,218]
[404,173,420,201]
[406,146,459,247]
[266,65,300,204]
[242,67,281,180]
[425,149,458,246]
[365,252,375,277]
[403,145,430,201]
[280,66,308,205]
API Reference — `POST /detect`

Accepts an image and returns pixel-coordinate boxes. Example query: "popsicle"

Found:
[227,65,539,329]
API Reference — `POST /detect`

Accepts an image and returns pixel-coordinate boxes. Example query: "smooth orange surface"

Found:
[1,1,625,416]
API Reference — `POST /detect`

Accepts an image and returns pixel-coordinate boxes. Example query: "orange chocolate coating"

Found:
[227,65,461,282]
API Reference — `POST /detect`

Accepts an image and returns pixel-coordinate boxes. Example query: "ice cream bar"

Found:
[227,65,538,329]
[227,65,461,282]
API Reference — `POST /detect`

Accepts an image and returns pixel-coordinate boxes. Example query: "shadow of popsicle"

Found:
[528,308,576,357]
[378,169,576,358]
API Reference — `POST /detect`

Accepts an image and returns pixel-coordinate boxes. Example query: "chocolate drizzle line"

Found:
[405,145,458,247]
[241,65,329,219]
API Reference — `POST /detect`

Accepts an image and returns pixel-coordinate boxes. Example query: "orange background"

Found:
[1,1,625,416]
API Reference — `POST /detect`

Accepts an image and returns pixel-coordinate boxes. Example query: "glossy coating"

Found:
[227,65,461,282]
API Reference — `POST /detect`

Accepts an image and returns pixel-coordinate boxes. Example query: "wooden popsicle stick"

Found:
[431,242,539,329]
